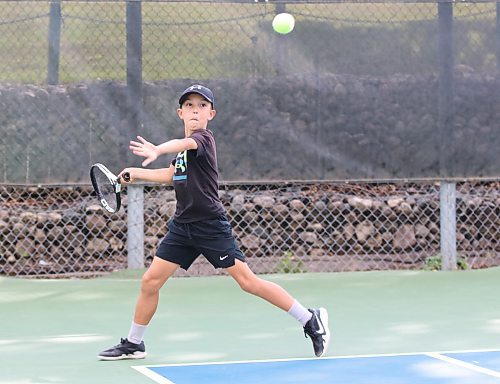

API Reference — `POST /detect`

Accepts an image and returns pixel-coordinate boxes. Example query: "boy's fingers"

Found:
[134,152,148,159]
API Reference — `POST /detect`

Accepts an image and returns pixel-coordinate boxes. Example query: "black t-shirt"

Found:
[170,129,225,223]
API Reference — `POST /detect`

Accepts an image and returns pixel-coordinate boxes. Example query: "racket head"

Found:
[89,163,121,213]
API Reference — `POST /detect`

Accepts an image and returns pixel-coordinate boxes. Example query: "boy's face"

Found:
[177,93,216,131]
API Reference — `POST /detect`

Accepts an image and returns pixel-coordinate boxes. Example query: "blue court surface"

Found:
[133,349,500,384]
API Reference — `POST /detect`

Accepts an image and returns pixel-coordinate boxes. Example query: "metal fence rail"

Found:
[0,179,498,278]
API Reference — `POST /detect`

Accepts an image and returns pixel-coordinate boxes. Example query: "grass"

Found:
[0,1,496,84]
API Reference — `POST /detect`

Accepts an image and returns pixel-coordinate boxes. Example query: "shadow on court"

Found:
[1,267,499,383]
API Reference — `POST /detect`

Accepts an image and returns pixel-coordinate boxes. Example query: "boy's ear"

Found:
[177,108,183,119]
[208,109,216,120]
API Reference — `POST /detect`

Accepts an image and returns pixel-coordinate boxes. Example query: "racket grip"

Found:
[121,172,131,182]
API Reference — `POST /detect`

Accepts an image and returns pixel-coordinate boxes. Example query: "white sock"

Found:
[287,300,313,326]
[127,321,148,345]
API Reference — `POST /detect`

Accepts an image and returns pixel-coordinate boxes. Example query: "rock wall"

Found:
[2,73,499,184]
[1,181,498,277]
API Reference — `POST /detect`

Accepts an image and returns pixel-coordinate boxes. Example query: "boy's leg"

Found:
[98,256,179,361]
[226,259,294,311]
[133,256,179,325]
[227,260,330,357]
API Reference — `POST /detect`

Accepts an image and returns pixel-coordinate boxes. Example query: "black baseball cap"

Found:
[178,84,214,106]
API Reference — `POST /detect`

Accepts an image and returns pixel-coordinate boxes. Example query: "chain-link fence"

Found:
[1,180,498,278]
[0,1,498,277]
[0,1,499,183]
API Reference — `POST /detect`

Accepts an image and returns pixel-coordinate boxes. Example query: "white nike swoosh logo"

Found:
[219,255,229,261]
[316,311,326,335]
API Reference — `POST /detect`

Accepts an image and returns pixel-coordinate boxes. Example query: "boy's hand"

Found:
[130,136,158,167]
[118,168,134,184]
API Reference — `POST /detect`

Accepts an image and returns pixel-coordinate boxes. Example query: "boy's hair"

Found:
[179,84,214,107]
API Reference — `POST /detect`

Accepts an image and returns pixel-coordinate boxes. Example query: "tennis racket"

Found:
[89,163,130,213]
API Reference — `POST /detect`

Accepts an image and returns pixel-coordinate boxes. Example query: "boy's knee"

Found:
[238,276,260,295]
[141,273,163,294]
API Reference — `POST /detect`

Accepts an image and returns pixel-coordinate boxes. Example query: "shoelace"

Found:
[303,323,314,339]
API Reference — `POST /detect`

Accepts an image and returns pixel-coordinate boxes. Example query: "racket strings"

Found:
[92,168,119,212]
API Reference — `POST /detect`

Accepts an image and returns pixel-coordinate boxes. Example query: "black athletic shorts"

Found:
[156,215,246,270]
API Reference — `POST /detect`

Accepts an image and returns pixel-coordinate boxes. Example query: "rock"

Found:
[241,234,261,250]
[86,204,102,213]
[387,197,404,208]
[355,220,374,242]
[12,222,27,236]
[307,223,324,233]
[86,214,107,234]
[343,224,356,241]
[290,212,305,223]
[244,211,258,224]
[328,201,345,213]
[348,196,373,211]
[299,231,317,244]
[273,204,289,219]
[20,212,37,224]
[33,228,46,242]
[290,199,305,211]
[415,224,430,238]
[392,225,417,250]
[253,195,275,209]
[398,202,413,215]
[109,220,127,233]
[15,238,35,258]
[0,209,9,221]
[87,238,109,254]
[0,220,8,233]
[230,194,245,212]
[159,201,176,218]
[314,200,327,212]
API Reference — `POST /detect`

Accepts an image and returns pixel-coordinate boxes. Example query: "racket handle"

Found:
[121,172,131,182]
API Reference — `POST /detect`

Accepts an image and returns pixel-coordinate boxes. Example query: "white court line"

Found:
[426,352,500,379]
[132,366,176,384]
[133,347,500,369]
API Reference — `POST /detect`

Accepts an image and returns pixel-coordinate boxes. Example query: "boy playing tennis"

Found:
[98,85,330,361]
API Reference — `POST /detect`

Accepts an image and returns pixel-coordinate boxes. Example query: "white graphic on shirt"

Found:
[173,150,188,181]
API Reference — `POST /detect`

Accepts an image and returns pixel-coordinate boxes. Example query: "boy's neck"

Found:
[185,126,207,137]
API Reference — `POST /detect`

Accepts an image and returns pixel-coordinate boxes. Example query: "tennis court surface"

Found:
[134,350,500,383]
[1,267,500,383]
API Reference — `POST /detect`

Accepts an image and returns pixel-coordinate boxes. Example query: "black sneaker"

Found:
[303,308,330,357]
[98,338,147,361]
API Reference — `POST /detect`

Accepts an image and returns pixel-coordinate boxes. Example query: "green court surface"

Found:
[1,268,499,384]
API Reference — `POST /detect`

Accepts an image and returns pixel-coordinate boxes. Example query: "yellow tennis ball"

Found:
[272,13,295,35]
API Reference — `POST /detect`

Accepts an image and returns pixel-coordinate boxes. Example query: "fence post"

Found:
[127,185,144,269]
[440,181,457,270]
[126,0,143,166]
[497,4,500,75]
[437,3,454,176]
[47,0,62,85]
[496,3,500,103]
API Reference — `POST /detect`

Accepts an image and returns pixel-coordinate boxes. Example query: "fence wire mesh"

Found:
[0,180,498,278]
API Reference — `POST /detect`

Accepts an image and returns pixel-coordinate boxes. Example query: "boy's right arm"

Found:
[130,135,197,167]
[119,166,174,185]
